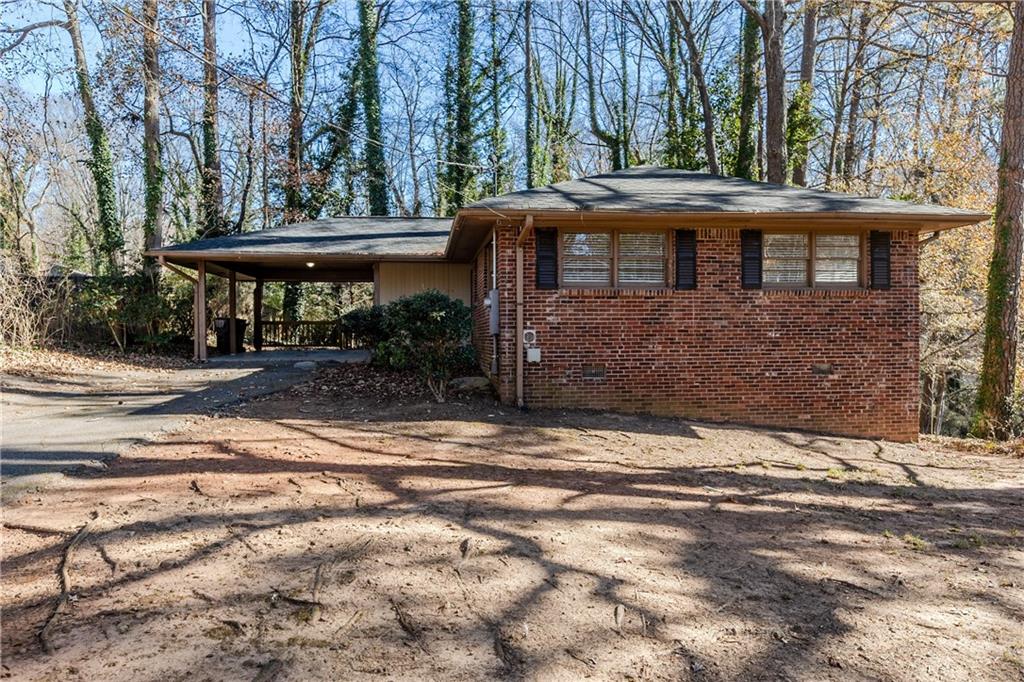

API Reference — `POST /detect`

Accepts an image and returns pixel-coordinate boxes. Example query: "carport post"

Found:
[228,269,237,355]
[253,279,264,352]
[196,260,208,362]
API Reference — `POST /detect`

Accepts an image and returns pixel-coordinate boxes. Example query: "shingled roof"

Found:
[153,216,452,259]
[465,166,989,220]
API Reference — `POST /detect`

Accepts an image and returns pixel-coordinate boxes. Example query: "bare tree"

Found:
[142,0,165,288]
[201,0,224,237]
[670,0,720,175]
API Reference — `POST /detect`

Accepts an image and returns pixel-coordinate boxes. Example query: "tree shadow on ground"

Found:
[3,392,1023,680]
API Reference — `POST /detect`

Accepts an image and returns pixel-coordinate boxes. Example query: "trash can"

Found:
[214,318,248,354]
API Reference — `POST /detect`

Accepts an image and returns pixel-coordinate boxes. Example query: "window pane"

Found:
[563,259,611,285]
[562,232,612,285]
[764,233,808,258]
[815,234,859,259]
[764,259,808,284]
[763,233,808,285]
[815,258,859,283]
[618,233,666,285]
[563,232,610,257]
[815,234,860,284]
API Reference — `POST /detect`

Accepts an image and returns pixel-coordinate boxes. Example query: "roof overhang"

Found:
[150,252,449,282]
[445,208,990,260]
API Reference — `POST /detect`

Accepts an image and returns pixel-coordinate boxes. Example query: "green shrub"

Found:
[339,305,388,348]
[354,290,475,402]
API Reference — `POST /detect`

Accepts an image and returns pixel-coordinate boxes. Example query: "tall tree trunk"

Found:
[283,0,327,321]
[441,0,476,211]
[791,0,817,186]
[973,2,1024,439]
[735,2,759,180]
[235,87,256,232]
[738,0,786,183]
[841,10,870,186]
[261,91,270,230]
[582,1,623,170]
[663,10,682,168]
[762,0,786,183]
[200,0,224,237]
[486,0,509,197]
[141,0,164,290]
[359,0,389,216]
[63,0,121,274]
[672,0,719,175]
[524,0,536,188]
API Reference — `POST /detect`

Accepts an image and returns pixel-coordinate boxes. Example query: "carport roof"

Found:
[149,216,452,261]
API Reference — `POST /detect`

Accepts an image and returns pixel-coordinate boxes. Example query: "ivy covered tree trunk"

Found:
[524,0,535,189]
[441,0,477,212]
[63,0,121,274]
[484,0,510,198]
[735,1,759,180]
[790,0,817,187]
[200,0,224,238]
[973,1,1024,439]
[142,0,164,291]
[359,0,389,216]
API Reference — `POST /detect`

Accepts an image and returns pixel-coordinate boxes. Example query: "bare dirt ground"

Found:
[2,364,1023,681]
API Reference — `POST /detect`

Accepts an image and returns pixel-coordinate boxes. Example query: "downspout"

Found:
[516,215,533,408]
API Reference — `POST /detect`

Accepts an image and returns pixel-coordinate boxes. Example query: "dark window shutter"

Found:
[675,229,697,290]
[740,229,762,289]
[870,230,891,290]
[535,228,558,289]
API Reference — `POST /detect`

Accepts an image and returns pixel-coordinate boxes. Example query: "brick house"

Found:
[150,167,986,441]
[446,167,986,442]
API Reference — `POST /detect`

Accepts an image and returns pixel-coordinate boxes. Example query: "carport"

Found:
[145,216,468,361]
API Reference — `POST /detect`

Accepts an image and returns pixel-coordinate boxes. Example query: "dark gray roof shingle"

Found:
[152,216,452,258]
[467,166,987,218]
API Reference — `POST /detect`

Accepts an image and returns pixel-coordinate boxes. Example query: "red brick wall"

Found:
[470,238,495,378]
[480,224,920,442]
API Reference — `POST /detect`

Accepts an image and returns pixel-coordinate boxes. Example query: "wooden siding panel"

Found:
[377,262,472,305]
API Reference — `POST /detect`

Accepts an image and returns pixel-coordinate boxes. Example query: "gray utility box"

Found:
[488,288,500,335]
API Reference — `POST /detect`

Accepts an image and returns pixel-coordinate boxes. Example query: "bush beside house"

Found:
[341,290,477,402]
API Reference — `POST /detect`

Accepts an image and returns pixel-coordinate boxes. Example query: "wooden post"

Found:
[197,259,207,362]
[253,279,264,352]
[228,269,237,354]
[192,273,200,361]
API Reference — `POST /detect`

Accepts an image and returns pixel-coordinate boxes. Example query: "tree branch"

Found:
[734,0,767,32]
[0,19,66,58]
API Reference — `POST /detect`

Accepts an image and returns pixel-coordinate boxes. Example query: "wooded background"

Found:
[0,0,1020,438]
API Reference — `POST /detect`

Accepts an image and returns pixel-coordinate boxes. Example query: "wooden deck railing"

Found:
[254,320,358,349]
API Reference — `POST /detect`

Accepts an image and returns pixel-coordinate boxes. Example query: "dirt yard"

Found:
[2,364,1023,681]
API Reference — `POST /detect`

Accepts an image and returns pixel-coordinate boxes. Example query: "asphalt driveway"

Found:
[0,349,368,498]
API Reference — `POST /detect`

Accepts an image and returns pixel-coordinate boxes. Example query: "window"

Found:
[761,232,862,288]
[562,232,612,286]
[763,233,809,286]
[559,230,667,288]
[814,234,860,285]
[618,233,666,285]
